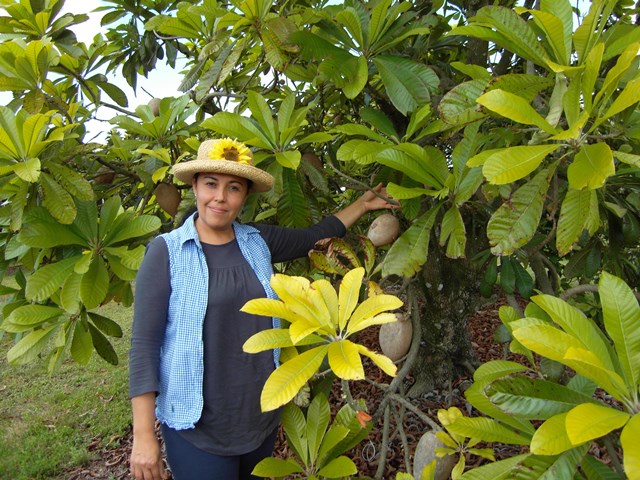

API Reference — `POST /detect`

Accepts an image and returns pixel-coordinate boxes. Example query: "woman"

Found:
[129,138,397,480]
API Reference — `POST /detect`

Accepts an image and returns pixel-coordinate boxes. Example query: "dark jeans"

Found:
[161,424,278,480]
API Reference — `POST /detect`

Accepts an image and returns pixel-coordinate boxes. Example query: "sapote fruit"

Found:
[367,213,400,247]
[154,183,181,216]
[379,313,412,362]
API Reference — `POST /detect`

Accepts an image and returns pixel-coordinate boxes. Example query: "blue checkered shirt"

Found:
[155,213,280,430]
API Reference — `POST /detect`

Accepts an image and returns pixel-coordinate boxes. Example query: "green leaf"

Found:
[342,55,368,99]
[88,322,118,365]
[373,56,439,115]
[261,345,329,412]
[80,257,109,309]
[532,293,616,371]
[251,457,304,476]
[88,312,123,338]
[438,79,489,126]
[446,416,531,445]
[7,324,60,365]
[13,157,41,182]
[487,167,553,255]
[4,304,65,332]
[440,206,466,258]
[71,320,93,364]
[316,425,351,467]
[278,167,309,228]
[477,89,557,134]
[25,256,79,302]
[201,112,272,149]
[599,272,640,390]
[566,403,629,445]
[621,414,640,479]
[47,162,94,201]
[247,90,276,143]
[317,456,358,478]
[105,214,160,245]
[306,393,331,463]
[275,150,301,169]
[483,144,559,184]
[19,207,85,248]
[567,143,614,190]
[487,375,599,420]
[282,402,309,465]
[377,144,448,189]
[383,205,440,277]
[459,454,530,480]
[465,360,535,435]
[603,77,640,119]
[360,107,398,138]
[60,272,82,313]
[556,188,599,255]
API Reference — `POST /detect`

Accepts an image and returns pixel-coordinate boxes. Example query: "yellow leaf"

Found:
[339,267,365,331]
[270,274,327,328]
[241,298,298,323]
[312,279,339,328]
[357,344,397,377]
[346,294,403,336]
[566,403,630,445]
[530,412,575,455]
[243,329,294,353]
[289,318,324,344]
[621,413,640,478]
[347,312,398,337]
[328,340,364,380]
[261,344,329,412]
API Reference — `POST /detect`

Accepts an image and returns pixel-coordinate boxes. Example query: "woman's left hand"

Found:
[361,183,400,212]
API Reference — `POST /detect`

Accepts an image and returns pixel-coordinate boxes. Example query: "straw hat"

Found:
[173,138,274,192]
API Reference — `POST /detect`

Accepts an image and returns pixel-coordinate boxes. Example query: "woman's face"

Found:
[192,172,249,236]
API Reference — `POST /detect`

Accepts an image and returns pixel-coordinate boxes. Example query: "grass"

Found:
[0,301,133,480]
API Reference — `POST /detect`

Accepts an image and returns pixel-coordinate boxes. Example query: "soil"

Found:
[62,299,518,480]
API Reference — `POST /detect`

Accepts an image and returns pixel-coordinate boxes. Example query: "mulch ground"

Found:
[63,299,516,480]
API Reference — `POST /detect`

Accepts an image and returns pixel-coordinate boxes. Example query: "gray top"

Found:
[129,216,346,455]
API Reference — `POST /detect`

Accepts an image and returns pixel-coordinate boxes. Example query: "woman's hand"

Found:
[130,431,167,480]
[334,183,400,229]
[360,183,400,212]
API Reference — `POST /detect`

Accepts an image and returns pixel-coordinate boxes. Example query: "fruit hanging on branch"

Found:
[154,183,181,216]
[367,213,400,247]
[378,312,412,362]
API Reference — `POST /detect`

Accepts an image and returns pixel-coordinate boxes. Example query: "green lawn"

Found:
[0,302,133,480]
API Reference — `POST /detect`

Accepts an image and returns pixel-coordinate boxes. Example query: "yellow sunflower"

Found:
[208,138,252,165]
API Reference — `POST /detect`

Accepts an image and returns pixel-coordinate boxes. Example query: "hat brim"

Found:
[173,160,274,193]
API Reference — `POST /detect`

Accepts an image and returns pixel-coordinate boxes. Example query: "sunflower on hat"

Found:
[172,137,274,193]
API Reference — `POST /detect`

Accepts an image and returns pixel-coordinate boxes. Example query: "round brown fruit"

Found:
[378,313,412,362]
[148,98,161,117]
[154,183,181,216]
[367,213,400,247]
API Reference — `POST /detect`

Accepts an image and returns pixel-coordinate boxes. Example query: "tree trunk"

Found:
[407,246,483,397]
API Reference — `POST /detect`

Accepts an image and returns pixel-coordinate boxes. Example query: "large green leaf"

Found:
[487,167,553,255]
[317,456,358,478]
[603,77,640,120]
[6,324,60,365]
[88,322,118,365]
[247,90,276,143]
[438,79,489,125]
[80,256,109,310]
[532,294,616,371]
[47,162,94,201]
[105,214,160,245]
[446,416,531,445]
[201,112,272,149]
[563,347,630,401]
[19,207,85,247]
[459,454,531,480]
[261,344,329,411]
[487,375,599,420]
[306,393,331,464]
[251,457,304,476]
[477,89,557,134]
[41,171,76,224]
[599,272,640,390]
[483,144,559,184]
[278,167,309,228]
[4,304,65,332]
[282,402,309,465]
[439,205,466,258]
[567,143,614,190]
[70,320,93,365]
[556,188,599,255]
[466,360,535,435]
[25,256,79,302]
[377,144,448,188]
[372,56,439,115]
[383,205,441,278]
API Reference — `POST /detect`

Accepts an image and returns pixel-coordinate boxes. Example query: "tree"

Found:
[1,0,639,475]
